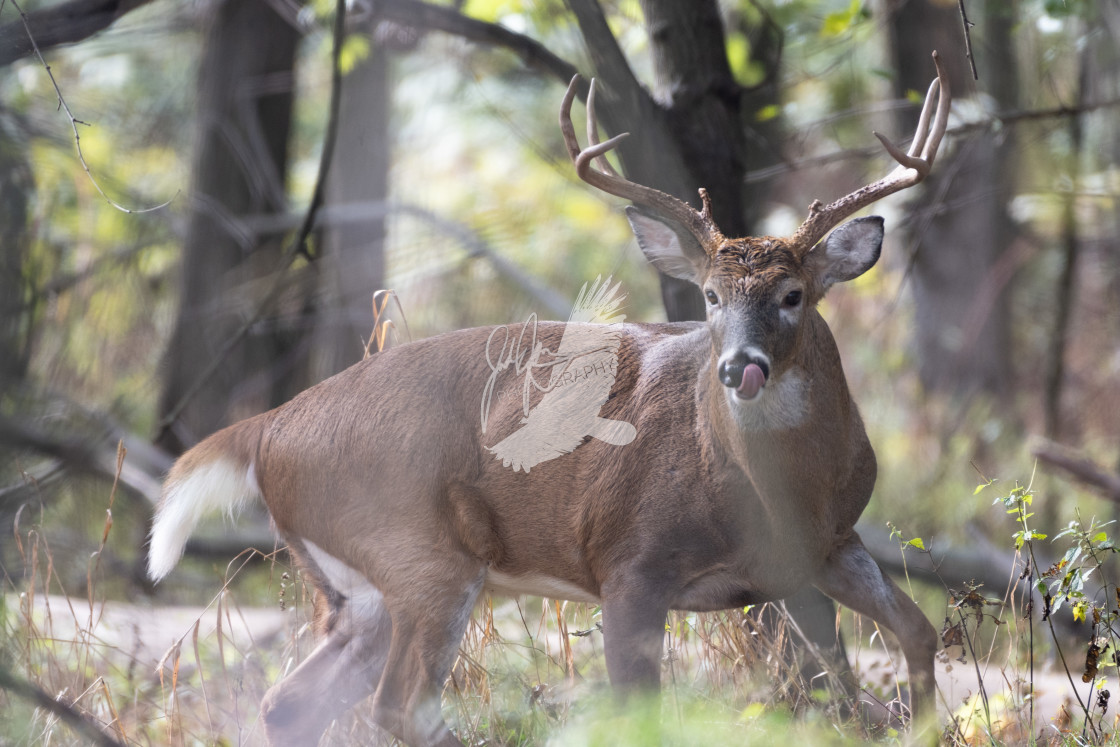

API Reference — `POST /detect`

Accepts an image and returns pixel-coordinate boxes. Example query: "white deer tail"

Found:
[147,414,268,582]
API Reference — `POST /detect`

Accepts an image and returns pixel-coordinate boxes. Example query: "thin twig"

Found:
[957,0,978,80]
[9,0,175,213]
[290,0,347,262]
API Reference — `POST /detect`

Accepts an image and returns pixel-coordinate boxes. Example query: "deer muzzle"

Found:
[718,351,770,401]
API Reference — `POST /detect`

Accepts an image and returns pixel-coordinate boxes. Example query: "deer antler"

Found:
[789,50,951,256]
[559,76,724,249]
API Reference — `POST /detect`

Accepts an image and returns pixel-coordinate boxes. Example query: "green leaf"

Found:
[820,0,864,37]
[756,104,781,122]
[820,12,850,37]
[1054,525,1077,540]
[339,34,371,75]
[907,537,926,551]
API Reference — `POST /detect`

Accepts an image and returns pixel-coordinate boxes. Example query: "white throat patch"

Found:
[725,367,810,431]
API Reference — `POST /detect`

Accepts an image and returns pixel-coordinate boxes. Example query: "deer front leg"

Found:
[600,577,670,692]
[813,533,938,726]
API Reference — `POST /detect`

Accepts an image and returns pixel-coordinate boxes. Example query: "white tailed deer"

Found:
[148,53,950,746]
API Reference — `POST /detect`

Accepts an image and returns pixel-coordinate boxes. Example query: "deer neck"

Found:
[699,317,851,536]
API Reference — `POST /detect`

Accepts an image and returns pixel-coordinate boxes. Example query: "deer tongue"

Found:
[737,363,766,400]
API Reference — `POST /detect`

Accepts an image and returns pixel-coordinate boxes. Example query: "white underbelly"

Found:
[485,570,599,603]
[300,541,600,607]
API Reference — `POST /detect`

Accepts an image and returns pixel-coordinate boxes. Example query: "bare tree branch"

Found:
[565,0,643,97]
[373,0,577,85]
[4,0,176,213]
[1032,438,1120,503]
[240,200,573,318]
[0,663,125,747]
[0,0,155,67]
[956,0,978,80]
[0,408,171,508]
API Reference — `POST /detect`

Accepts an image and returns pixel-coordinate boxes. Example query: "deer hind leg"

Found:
[813,533,938,726]
[259,573,392,746]
[371,561,486,747]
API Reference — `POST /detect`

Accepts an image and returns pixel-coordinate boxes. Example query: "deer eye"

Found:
[705,289,719,305]
[783,289,802,308]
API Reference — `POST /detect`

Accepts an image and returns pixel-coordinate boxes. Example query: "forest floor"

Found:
[17,592,1115,745]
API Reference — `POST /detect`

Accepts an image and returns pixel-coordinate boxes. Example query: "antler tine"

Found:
[586,80,621,177]
[789,50,951,255]
[560,75,722,248]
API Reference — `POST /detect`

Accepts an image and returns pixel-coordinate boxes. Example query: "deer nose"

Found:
[718,351,770,400]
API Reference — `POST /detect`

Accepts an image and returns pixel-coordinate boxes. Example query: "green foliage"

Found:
[819,0,870,38]
[1042,516,1117,625]
[755,103,781,122]
[992,481,1049,550]
[339,33,372,74]
[936,475,1120,743]
[1042,0,1092,18]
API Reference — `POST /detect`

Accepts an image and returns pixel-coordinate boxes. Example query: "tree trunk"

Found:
[0,114,35,541]
[309,24,392,380]
[888,0,1018,397]
[638,0,745,321]
[567,0,780,322]
[156,0,301,453]
[0,116,33,394]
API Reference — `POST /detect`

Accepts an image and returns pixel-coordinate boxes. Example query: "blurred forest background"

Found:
[1,0,1119,743]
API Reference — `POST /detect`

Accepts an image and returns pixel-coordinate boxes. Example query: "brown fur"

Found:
[151,70,951,743]
[156,305,936,745]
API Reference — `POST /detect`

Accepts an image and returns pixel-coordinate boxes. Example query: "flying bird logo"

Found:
[487,276,636,472]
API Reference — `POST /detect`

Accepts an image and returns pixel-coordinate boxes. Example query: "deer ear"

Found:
[805,216,884,290]
[626,206,707,284]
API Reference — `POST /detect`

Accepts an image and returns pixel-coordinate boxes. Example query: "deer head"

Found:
[560,52,949,404]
